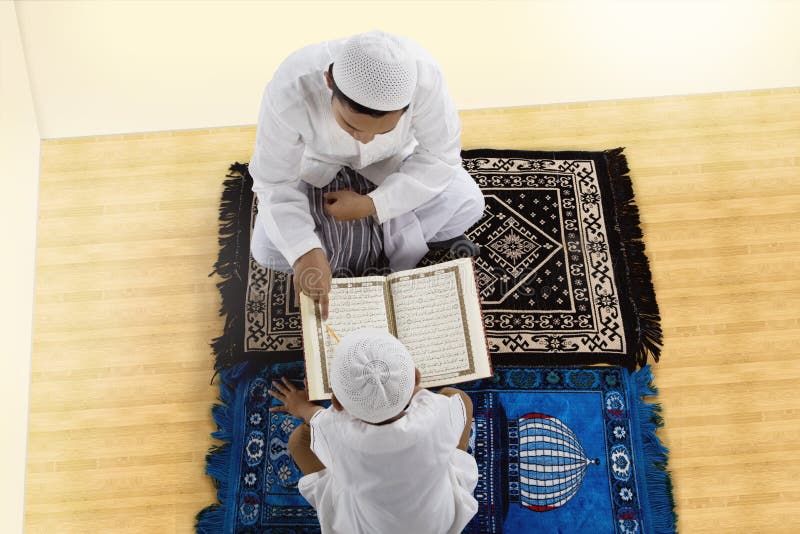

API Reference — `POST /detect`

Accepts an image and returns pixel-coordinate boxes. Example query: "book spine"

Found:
[468,257,494,377]
[384,279,397,337]
[298,291,313,397]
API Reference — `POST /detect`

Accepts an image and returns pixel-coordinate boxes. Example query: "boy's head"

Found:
[330,327,416,424]
[324,30,416,144]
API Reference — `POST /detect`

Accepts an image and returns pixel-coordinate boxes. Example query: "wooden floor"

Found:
[26,88,800,533]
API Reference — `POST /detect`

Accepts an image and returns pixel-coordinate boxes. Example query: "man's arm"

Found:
[250,87,322,266]
[366,63,463,223]
[250,86,333,318]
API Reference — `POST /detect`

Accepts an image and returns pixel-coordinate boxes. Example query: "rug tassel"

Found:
[209,163,251,372]
[195,503,225,534]
[633,366,678,533]
[195,362,248,533]
[605,148,663,367]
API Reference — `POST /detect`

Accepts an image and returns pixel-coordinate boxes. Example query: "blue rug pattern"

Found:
[197,364,676,534]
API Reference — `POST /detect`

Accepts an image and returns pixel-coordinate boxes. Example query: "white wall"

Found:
[0,3,40,534]
[16,0,800,140]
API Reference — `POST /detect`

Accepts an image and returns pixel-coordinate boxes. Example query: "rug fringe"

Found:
[209,163,251,372]
[633,366,677,533]
[605,148,663,367]
[195,361,249,533]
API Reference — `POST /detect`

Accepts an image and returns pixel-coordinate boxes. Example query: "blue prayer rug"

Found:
[196,364,676,533]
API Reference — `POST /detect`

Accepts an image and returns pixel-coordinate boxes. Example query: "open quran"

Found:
[300,258,493,401]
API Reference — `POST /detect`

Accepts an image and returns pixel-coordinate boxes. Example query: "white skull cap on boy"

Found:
[332,30,418,112]
[330,327,416,423]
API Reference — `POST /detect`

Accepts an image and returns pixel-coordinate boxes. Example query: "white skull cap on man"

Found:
[330,327,415,424]
[332,30,417,112]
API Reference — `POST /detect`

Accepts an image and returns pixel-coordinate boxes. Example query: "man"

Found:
[249,30,484,319]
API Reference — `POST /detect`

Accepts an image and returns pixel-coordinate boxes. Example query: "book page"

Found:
[388,258,491,389]
[301,276,391,400]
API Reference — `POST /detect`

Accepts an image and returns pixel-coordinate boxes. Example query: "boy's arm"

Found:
[268,376,324,423]
[296,403,324,423]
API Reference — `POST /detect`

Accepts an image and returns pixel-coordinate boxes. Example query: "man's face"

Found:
[325,70,404,144]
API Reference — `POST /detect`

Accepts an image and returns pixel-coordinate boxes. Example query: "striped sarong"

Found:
[307,168,388,277]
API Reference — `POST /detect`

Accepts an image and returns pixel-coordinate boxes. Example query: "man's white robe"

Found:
[249,35,484,272]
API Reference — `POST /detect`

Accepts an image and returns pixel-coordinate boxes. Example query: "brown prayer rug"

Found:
[210,148,661,370]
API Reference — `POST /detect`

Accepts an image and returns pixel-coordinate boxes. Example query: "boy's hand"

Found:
[323,190,376,222]
[293,248,331,320]
[269,377,322,422]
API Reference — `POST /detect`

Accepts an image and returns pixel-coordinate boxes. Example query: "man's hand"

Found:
[323,189,377,222]
[268,377,322,422]
[293,248,332,320]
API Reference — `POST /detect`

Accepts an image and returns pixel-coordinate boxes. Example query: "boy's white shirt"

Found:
[248,35,463,267]
[298,389,479,534]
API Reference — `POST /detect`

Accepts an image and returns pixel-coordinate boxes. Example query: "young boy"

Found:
[268,327,479,534]
[249,30,485,319]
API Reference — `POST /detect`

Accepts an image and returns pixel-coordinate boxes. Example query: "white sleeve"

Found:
[249,88,322,267]
[367,64,463,223]
[445,392,469,443]
[308,408,336,468]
